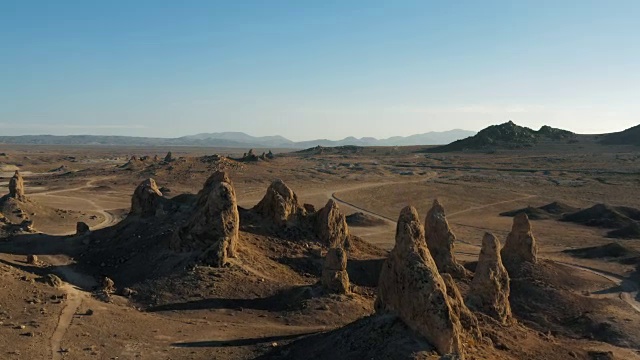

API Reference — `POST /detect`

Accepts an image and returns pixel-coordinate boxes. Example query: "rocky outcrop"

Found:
[130,178,164,217]
[375,206,466,357]
[468,233,512,324]
[102,276,115,293]
[321,247,350,294]
[8,171,26,201]
[441,274,482,340]
[164,151,173,162]
[501,213,538,266]
[76,221,90,235]
[316,199,349,248]
[424,200,469,278]
[171,171,239,267]
[27,254,38,265]
[253,180,304,226]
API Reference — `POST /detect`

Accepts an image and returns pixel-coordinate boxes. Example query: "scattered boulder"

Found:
[468,233,512,324]
[424,200,469,278]
[102,276,115,293]
[375,206,465,357]
[253,180,305,227]
[315,199,349,248]
[45,274,63,288]
[130,178,164,217]
[26,254,38,265]
[171,171,239,267]
[8,171,26,201]
[501,213,538,266]
[321,247,350,294]
[76,221,90,236]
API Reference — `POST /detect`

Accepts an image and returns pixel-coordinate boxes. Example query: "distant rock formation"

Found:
[253,179,305,226]
[164,151,173,162]
[424,200,469,278]
[321,247,350,294]
[76,221,90,236]
[468,233,512,324]
[8,170,26,201]
[130,178,164,217]
[375,206,466,357]
[501,213,538,266]
[316,199,349,248]
[171,171,239,267]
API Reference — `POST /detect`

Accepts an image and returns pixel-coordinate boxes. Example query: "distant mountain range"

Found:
[0,130,475,148]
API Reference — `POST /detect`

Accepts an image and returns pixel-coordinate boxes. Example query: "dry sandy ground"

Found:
[0,144,639,359]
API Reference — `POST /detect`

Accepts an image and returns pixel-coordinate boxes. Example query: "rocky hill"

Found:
[424,121,575,152]
[600,124,640,146]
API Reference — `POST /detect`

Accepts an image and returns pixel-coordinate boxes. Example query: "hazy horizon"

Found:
[2,1,639,141]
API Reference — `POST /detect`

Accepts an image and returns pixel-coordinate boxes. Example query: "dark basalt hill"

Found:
[423,121,575,153]
[561,204,640,229]
[600,124,640,146]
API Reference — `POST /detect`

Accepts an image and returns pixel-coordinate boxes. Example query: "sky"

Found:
[1,0,639,140]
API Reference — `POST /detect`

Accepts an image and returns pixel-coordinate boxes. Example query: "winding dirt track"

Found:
[28,177,117,358]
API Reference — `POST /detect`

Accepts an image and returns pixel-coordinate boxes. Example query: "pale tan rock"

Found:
[321,247,350,294]
[26,254,38,265]
[441,273,482,340]
[424,199,469,278]
[8,171,26,201]
[171,171,239,267]
[102,276,115,293]
[316,199,349,248]
[501,213,538,265]
[468,233,512,324]
[130,178,164,217]
[253,179,304,226]
[375,206,465,357]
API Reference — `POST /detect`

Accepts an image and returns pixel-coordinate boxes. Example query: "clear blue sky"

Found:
[1,1,639,140]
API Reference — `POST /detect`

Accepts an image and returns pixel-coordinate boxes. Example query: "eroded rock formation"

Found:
[164,151,173,162]
[321,247,350,294]
[501,213,538,266]
[424,200,469,278]
[468,232,512,324]
[8,171,26,201]
[130,178,164,217]
[375,206,466,357]
[171,171,239,267]
[441,273,482,340]
[253,179,304,226]
[316,199,349,248]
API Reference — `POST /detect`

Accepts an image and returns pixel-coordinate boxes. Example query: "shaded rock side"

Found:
[441,273,482,341]
[316,199,349,248]
[130,178,164,217]
[468,233,512,324]
[501,213,538,266]
[321,247,350,294]
[8,170,26,201]
[76,221,90,236]
[375,206,465,357]
[171,171,239,267]
[424,200,469,278]
[253,179,305,226]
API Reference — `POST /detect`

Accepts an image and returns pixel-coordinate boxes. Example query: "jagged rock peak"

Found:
[321,247,350,294]
[501,213,538,265]
[253,179,304,226]
[9,170,26,201]
[468,233,512,324]
[316,199,350,248]
[375,205,465,357]
[171,171,239,267]
[130,178,164,217]
[425,199,469,278]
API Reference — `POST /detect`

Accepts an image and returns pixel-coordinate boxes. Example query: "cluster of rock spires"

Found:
[253,179,306,227]
[374,201,538,357]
